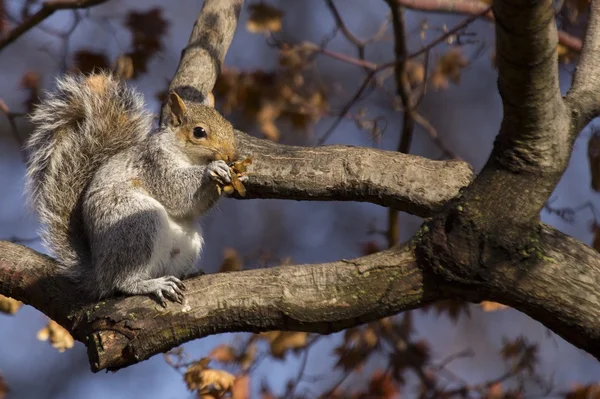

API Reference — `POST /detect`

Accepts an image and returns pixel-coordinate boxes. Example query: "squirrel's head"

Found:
[164,91,236,164]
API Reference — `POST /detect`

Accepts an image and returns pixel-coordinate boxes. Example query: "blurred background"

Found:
[1,0,599,398]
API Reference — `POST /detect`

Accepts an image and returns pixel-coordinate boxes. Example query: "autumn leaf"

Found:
[184,358,236,395]
[36,319,74,352]
[124,7,169,78]
[257,103,281,141]
[422,300,470,323]
[270,332,308,359]
[114,54,135,80]
[209,344,237,363]
[480,301,508,312]
[219,248,243,273]
[247,3,283,33]
[500,336,538,373]
[406,60,425,87]
[334,345,369,372]
[368,369,400,398]
[71,50,110,74]
[0,294,22,314]
[431,48,468,90]
[259,331,308,359]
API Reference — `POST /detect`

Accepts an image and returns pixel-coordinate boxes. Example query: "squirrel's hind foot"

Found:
[119,276,187,307]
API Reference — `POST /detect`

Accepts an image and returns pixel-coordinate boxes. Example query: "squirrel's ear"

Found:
[167,91,187,127]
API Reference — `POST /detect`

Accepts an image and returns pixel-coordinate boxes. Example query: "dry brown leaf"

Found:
[485,382,504,399]
[270,331,308,359]
[480,301,508,312]
[36,320,74,352]
[247,3,283,33]
[114,54,135,80]
[219,248,243,273]
[124,8,169,78]
[406,60,425,87]
[71,50,110,74]
[368,369,399,398]
[217,157,252,198]
[185,358,235,394]
[209,344,237,363]
[231,374,250,399]
[0,294,22,314]
[431,48,468,90]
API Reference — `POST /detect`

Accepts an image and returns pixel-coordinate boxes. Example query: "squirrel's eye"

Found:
[193,127,207,139]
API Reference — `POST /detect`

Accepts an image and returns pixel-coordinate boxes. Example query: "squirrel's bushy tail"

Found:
[25,72,154,273]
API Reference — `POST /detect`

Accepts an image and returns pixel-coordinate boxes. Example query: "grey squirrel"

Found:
[25,72,243,306]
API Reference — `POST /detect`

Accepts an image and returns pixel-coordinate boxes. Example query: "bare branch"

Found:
[234,132,474,217]
[386,1,417,247]
[0,0,110,52]
[394,0,583,53]
[0,240,438,371]
[566,0,600,129]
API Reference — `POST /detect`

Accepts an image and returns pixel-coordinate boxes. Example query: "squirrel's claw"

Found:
[207,160,232,185]
[150,276,186,307]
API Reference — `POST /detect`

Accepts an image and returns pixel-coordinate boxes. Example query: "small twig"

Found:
[284,337,318,399]
[0,99,25,151]
[0,0,110,52]
[414,111,460,160]
[316,7,490,146]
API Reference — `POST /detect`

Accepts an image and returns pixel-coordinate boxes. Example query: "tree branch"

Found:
[451,224,600,358]
[0,240,439,372]
[0,0,110,52]
[233,132,473,217]
[386,0,418,247]
[565,0,600,130]
[160,0,243,122]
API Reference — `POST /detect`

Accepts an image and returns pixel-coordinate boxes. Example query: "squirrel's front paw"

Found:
[206,160,232,185]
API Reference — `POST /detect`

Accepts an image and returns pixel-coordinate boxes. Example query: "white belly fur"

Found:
[144,197,204,279]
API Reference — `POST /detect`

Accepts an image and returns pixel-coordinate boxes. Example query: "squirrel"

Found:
[24,72,241,306]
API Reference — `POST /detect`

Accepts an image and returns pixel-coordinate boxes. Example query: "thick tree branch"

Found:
[566,0,600,129]
[233,132,473,217]
[0,240,438,371]
[160,0,243,122]
[433,224,600,359]
[0,0,110,52]
[451,0,571,233]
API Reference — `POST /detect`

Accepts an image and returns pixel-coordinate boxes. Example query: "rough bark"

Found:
[234,132,473,217]
[2,0,600,373]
